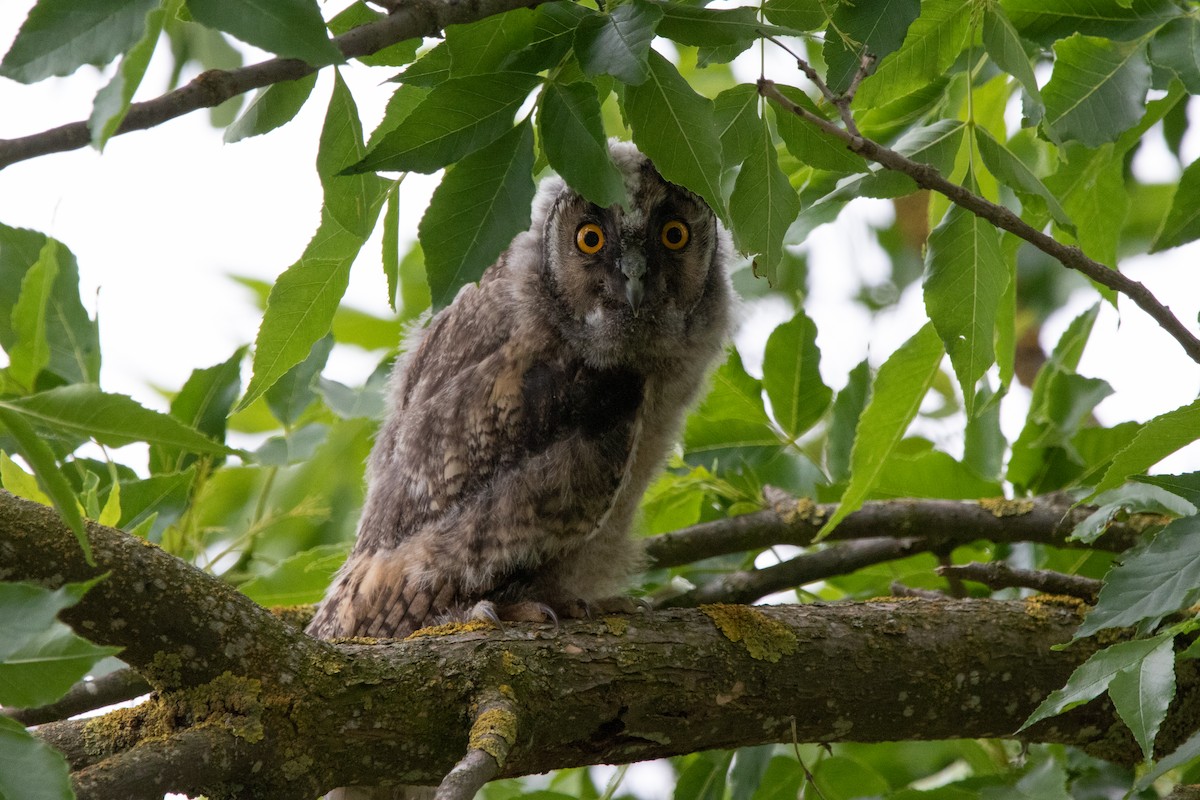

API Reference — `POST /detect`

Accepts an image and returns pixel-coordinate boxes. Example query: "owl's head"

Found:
[528,142,731,367]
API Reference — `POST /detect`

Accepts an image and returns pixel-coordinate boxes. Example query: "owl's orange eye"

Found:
[576,223,605,254]
[661,220,689,250]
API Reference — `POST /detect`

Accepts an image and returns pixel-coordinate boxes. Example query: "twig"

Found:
[644,494,1151,570]
[937,562,1101,603]
[890,582,947,599]
[0,0,550,170]
[6,668,150,726]
[656,537,923,608]
[435,695,518,800]
[937,551,966,598]
[758,77,1200,366]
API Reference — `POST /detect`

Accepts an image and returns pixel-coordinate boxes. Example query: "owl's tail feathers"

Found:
[306,549,456,640]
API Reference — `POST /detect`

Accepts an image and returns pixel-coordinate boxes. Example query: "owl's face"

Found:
[537,149,726,367]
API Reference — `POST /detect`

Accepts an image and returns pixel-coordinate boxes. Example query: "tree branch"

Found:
[0,0,550,170]
[0,489,333,689]
[758,78,1200,366]
[938,561,1103,603]
[644,494,1154,570]
[5,668,150,726]
[656,537,923,607]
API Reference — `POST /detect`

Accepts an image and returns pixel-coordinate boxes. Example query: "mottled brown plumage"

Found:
[308,143,732,645]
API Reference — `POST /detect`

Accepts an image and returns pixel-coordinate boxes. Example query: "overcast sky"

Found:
[2,3,1200,474]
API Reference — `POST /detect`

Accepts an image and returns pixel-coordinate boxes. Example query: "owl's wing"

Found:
[308,280,645,639]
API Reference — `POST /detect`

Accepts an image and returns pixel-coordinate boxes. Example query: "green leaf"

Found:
[675,751,732,800]
[239,544,350,606]
[853,0,972,108]
[1,451,52,506]
[0,624,121,708]
[0,225,100,386]
[623,51,727,221]
[974,128,1072,230]
[538,81,627,208]
[1135,725,1200,790]
[149,348,245,474]
[1070,483,1189,544]
[749,757,805,800]
[713,84,761,169]
[1149,17,1200,93]
[446,7,538,76]
[0,407,88,560]
[90,4,164,149]
[8,239,60,391]
[654,4,797,55]
[393,41,451,88]
[761,0,826,32]
[574,0,663,85]
[1021,634,1171,730]
[0,580,97,662]
[729,114,800,282]
[383,188,400,312]
[1002,0,1179,46]
[982,5,1044,124]
[265,335,333,426]
[225,73,318,143]
[185,0,342,65]
[0,715,74,800]
[350,72,541,174]
[0,0,159,83]
[729,747,774,800]
[1090,398,1200,499]
[505,2,591,74]
[1077,515,1200,637]
[684,348,780,455]
[419,121,536,310]
[823,0,921,94]
[366,84,431,151]
[875,448,1003,499]
[762,308,831,440]
[1042,34,1151,147]
[1,385,235,454]
[923,203,1008,414]
[115,468,196,533]
[242,73,387,409]
[398,243,431,321]
[773,87,869,174]
[827,360,871,484]
[1135,472,1200,507]
[1151,154,1200,252]
[1109,634,1175,760]
[1017,633,1166,729]
[818,323,944,539]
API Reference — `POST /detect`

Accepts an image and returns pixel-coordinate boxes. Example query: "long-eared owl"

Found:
[307,142,733,642]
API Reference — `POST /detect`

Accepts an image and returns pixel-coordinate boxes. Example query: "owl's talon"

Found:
[469,600,502,627]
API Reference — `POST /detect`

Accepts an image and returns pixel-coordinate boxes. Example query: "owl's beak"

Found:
[620,254,646,315]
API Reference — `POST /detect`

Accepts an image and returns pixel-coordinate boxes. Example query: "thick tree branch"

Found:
[0,489,333,689]
[758,78,1200,366]
[644,494,1154,570]
[0,0,549,170]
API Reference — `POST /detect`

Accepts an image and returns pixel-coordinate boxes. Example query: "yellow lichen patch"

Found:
[468,707,518,763]
[1024,594,1087,621]
[406,619,495,640]
[269,604,317,630]
[169,671,267,743]
[145,651,183,690]
[500,650,525,676]
[772,494,820,525]
[700,604,798,663]
[978,498,1035,518]
[604,616,629,636]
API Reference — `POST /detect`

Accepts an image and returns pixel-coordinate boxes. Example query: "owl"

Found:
[307,142,732,644]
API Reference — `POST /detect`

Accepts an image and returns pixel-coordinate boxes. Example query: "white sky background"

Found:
[2,2,1200,474]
